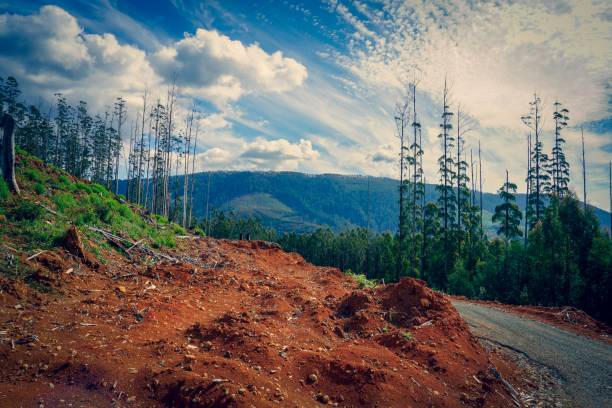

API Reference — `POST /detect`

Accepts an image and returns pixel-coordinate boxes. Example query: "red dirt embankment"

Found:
[1,237,520,407]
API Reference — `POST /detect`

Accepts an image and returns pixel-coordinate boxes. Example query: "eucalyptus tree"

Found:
[550,101,570,198]
[522,94,549,227]
[394,90,411,280]
[436,78,456,277]
[493,170,523,240]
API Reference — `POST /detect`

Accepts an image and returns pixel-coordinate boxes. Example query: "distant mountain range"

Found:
[121,171,611,235]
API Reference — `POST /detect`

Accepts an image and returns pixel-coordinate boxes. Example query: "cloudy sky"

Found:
[1,1,611,209]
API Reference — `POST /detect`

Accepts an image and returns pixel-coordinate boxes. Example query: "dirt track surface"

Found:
[453,301,612,408]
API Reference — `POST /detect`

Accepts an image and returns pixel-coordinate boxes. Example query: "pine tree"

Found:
[493,170,522,240]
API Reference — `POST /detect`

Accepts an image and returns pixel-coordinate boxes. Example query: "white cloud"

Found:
[240,138,319,170]
[151,28,308,105]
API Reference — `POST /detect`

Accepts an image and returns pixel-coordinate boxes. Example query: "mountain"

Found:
[124,171,612,235]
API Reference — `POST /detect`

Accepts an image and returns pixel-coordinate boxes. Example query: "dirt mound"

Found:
[378,277,458,327]
[0,237,521,407]
[336,291,371,317]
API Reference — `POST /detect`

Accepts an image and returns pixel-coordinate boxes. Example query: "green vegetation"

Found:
[347,271,378,289]
[402,331,413,341]
[0,154,183,253]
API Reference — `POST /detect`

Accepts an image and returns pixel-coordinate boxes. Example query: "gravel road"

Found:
[453,301,612,408]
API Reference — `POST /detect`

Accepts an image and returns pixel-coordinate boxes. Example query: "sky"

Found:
[1,0,611,210]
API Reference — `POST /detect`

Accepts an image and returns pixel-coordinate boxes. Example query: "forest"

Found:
[2,74,612,325]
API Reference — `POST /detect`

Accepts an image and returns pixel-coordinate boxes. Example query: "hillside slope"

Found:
[0,154,532,407]
[132,171,611,234]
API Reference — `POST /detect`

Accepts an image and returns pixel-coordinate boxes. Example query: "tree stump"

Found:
[1,113,20,194]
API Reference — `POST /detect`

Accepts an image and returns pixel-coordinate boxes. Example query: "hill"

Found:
[0,153,530,407]
[140,171,611,234]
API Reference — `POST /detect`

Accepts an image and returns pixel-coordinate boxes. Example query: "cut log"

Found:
[1,114,20,194]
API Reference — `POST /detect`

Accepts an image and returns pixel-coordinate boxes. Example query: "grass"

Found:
[347,271,378,289]
[0,153,184,254]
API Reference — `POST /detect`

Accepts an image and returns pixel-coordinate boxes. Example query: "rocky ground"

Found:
[0,233,528,407]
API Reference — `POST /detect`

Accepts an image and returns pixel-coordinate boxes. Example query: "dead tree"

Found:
[1,114,20,194]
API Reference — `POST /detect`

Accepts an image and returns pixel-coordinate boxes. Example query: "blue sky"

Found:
[1,0,611,209]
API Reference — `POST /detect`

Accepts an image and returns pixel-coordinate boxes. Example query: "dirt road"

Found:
[453,301,612,408]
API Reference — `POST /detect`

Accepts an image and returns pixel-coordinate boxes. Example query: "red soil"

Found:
[1,236,523,407]
[453,296,612,345]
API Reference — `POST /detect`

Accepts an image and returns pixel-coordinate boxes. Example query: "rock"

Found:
[307,373,318,384]
[238,388,246,395]
[116,286,127,294]
[184,354,196,362]
[315,393,330,404]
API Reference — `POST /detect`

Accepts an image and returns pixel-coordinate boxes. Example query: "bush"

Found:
[34,182,46,195]
[347,271,377,289]
[402,331,413,341]
[53,192,77,212]
[22,168,45,183]
[194,226,205,236]
[8,201,43,221]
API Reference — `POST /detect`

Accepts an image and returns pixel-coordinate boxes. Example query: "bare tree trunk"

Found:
[1,114,20,194]
[581,127,587,214]
[188,124,199,227]
[478,140,483,233]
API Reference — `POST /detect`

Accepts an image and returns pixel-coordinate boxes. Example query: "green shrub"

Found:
[172,223,186,235]
[53,192,77,212]
[8,201,43,221]
[0,179,9,201]
[194,226,205,236]
[22,168,45,183]
[347,271,377,289]
[34,182,46,195]
[402,331,413,341]
[75,182,93,193]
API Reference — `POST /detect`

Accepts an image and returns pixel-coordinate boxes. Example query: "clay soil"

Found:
[1,236,525,407]
[452,296,612,345]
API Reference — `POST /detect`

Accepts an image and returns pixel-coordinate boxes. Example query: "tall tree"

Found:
[522,94,549,227]
[581,127,587,214]
[394,91,410,280]
[550,101,570,198]
[113,97,127,194]
[436,78,456,280]
[493,170,522,240]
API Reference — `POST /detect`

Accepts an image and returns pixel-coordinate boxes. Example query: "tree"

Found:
[112,97,127,194]
[492,170,522,240]
[436,78,456,280]
[549,101,570,198]
[409,81,425,277]
[1,113,20,194]
[522,94,549,228]
[394,90,410,281]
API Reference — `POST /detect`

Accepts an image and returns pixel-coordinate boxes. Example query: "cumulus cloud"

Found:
[0,5,307,110]
[152,28,308,105]
[240,138,319,170]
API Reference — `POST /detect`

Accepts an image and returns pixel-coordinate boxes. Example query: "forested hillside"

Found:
[129,171,612,235]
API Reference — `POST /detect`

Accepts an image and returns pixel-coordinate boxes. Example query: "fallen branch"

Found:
[26,250,47,261]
